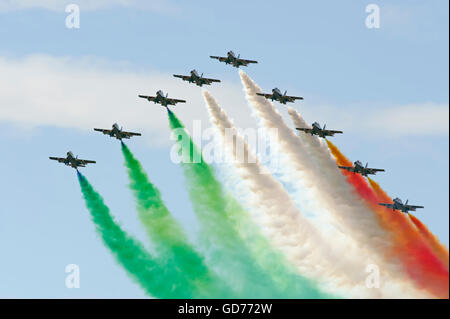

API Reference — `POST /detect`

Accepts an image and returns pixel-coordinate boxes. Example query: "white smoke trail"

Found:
[237,72,432,298]
[287,109,402,253]
[239,71,388,245]
[287,109,436,298]
[204,90,428,298]
[286,108,386,238]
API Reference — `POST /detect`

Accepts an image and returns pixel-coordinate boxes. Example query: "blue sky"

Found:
[0,0,448,298]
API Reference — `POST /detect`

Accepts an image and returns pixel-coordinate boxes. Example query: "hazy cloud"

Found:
[0,0,179,13]
[297,102,449,138]
[0,54,255,146]
[0,55,448,147]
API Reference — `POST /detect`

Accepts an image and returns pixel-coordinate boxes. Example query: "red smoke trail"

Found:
[408,214,449,269]
[326,140,449,298]
[368,176,449,270]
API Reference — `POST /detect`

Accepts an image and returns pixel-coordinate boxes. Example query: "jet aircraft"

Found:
[49,152,96,169]
[94,123,141,140]
[138,90,186,107]
[173,70,221,87]
[296,122,343,138]
[379,198,424,214]
[338,160,385,177]
[210,51,258,68]
[256,88,303,104]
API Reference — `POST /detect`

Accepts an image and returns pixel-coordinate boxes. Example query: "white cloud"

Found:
[297,102,449,138]
[0,0,179,13]
[361,104,449,136]
[0,54,448,147]
[0,54,256,146]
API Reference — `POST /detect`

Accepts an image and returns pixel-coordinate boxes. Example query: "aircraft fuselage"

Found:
[226,51,243,67]
[189,70,205,86]
[392,198,410,213]
[155,91,170,106]
[65,152,83,168]
[353,161,368,176]
[310,123,326,137]
[270,88,289,104]
[109,124,120,137]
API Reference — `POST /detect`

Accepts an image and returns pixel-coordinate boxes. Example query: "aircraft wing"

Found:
[379,203,394,209]
[338,166,354,172]
[323,129,343,136]
[121,131,142,139]
[167,98,186,105]
[203,77,221,83]
[367,168,385,174]
[94,128,112,135]
[49,157,66,163]
[286,95,304,101]
[256,93,274,99]
[77,159,96,165]
[173,74,191,81]
[296,128,313,134]
[210,56,227,62]
[238,58,258,65]
[138,95,156,102]
[405,205,424,211]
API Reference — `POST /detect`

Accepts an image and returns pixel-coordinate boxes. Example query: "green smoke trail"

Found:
[167,110,326,298]
[121,142,235,298]
[222,190,336,298]
[77,171,193,298]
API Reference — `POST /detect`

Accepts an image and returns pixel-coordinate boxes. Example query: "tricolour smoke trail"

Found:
[368,177,449,269]
[409,214,449,270]
[167,109,287,298]
[204,90,430,298]
[240,71,434,298]
[286,108,394,248]
[202,90,337,298]
[326,142,449,298]
[121,142,234,298]
[77,172,192,298]
[287,109,440,298]
[239,71,391,253]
